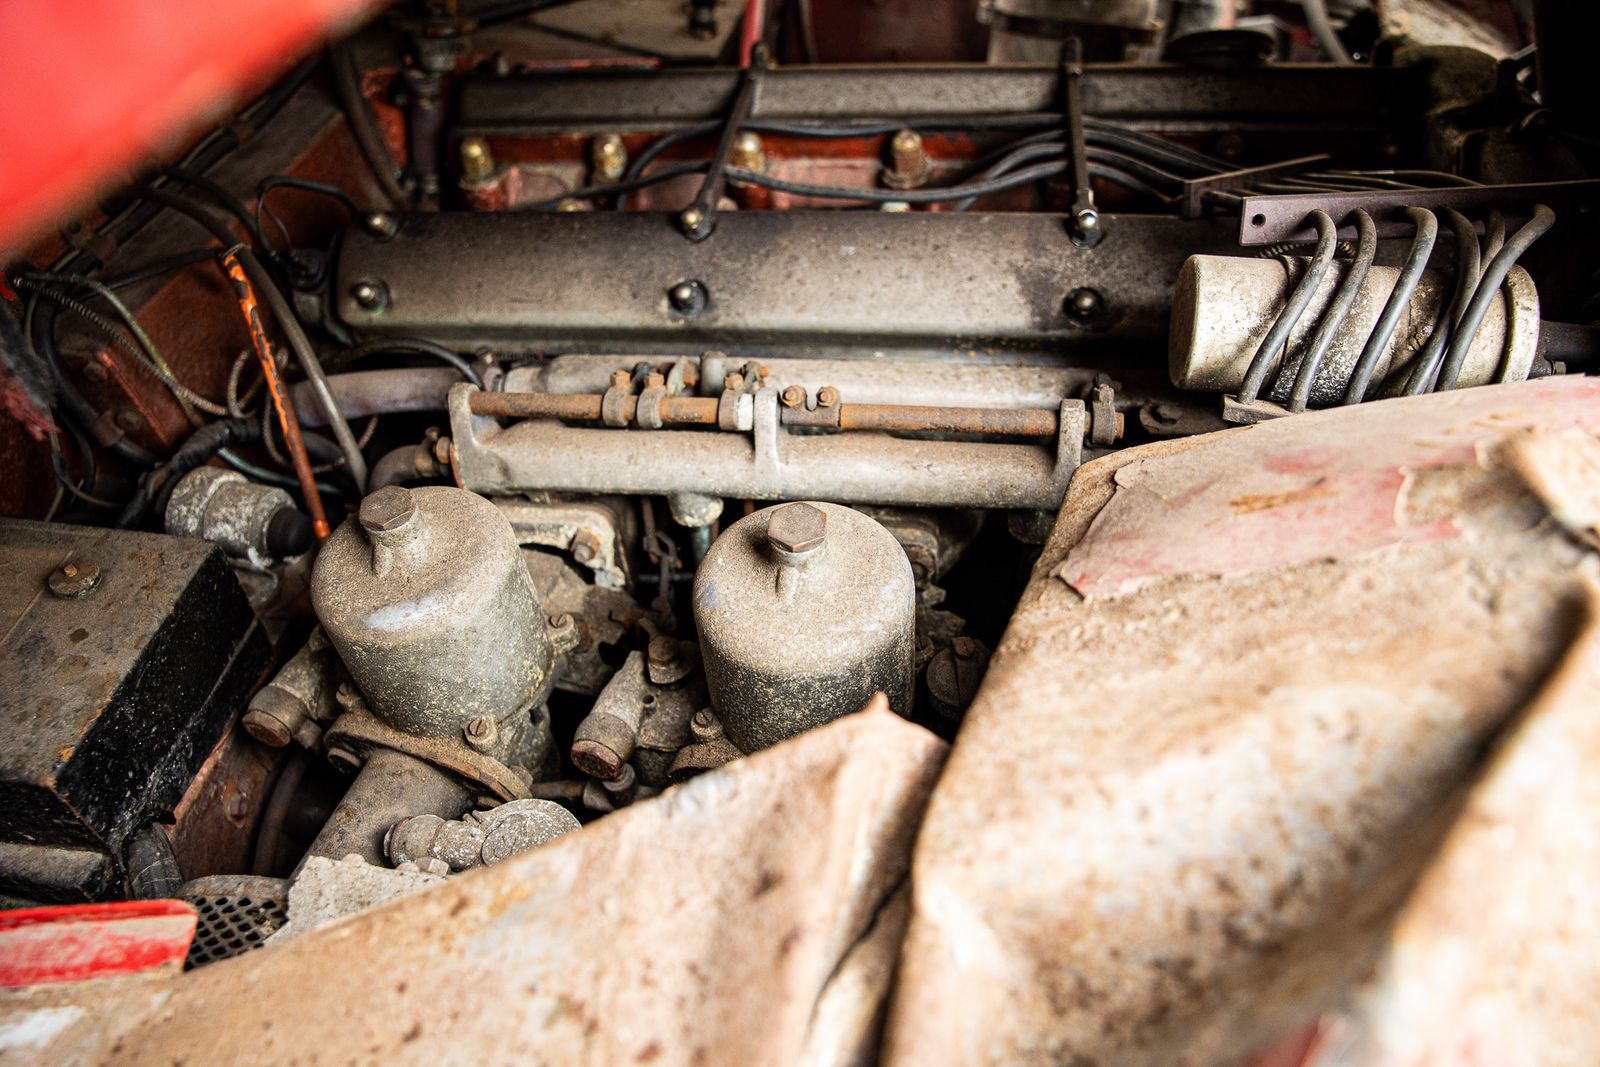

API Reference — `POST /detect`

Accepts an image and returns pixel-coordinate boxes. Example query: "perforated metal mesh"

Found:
[179,875,289,969]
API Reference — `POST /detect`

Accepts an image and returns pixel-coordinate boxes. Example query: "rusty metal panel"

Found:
[883,377,1600,1066]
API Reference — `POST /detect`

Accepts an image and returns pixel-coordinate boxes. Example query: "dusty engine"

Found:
[1,0,1597,982]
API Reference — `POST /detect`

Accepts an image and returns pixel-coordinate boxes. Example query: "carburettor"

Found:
[311,485,555,758]
[692,501,916,752]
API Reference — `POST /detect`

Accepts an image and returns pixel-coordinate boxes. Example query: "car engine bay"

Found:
[1,0,1599,1059]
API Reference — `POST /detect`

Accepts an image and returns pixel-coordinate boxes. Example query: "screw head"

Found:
[359,485,417,534]
[816,385,840,408]
[780,384,805,408]
[350,279,389,313]
[1066,287,1104,323]
[464,715,498,749]
[48,560,101,598]
[766,502,828,555]
[667,279,708,315]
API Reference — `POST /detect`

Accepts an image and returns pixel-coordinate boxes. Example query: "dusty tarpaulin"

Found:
[1308,433,1600,1067]
[883,378,1600,1067]
[0,702,944,1066]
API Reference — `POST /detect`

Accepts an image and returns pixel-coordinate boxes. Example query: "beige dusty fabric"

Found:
[884,378,1600,1066]
[0,701,944,1066]
[1312,588,1600,1067]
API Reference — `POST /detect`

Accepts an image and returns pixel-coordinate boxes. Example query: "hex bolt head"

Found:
[766,502,828,556]
[780,384,806,408]
[350,279,390,313]
[816,385,840,408]
[359,486,417,534]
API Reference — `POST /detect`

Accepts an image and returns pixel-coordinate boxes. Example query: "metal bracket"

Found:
[1238,179,1600,246]
[680,43,769,242]
[1221,393,1294,424]
[1179,154,1331,219]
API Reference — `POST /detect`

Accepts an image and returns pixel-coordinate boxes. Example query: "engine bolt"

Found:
[883,128,930,190]
[816,385,840,408]
[730,131,765,174]
[591,134,627,182]
[647,635,680,668]
[766,502,828,556]
[667,279,709,315]
[1066,287,1103,323]
[780,384,806,408]
[350,279,390,313]
[359,486,417,534]
[361,212,399,241]
[460,137,494,182]
[570,528,602,565]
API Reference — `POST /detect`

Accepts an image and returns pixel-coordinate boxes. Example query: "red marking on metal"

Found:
[1062,379,1600,598]
[0,901,196,987]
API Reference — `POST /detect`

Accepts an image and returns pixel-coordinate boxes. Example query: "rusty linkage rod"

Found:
[468,390,1060,438]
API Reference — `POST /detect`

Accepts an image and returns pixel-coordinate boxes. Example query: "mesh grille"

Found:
[179,875,289,970]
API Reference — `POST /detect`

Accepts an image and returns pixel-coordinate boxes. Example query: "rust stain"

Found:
[1228,483,1335,515]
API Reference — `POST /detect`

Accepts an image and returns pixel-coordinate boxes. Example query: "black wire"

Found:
[23,57,316,472]
[1344,207,1437,405]
[253,177,360,254]
[540,162,709,211]
[1404,208,1481,395]
[728,161,1078,204]
[1285,208,1376,412]
[151,166,265,248]
[47,54,317,278]
[613,115,1224,209]
[26,296,159,466]
[1238,210,1338,405]
[330,337,486,388]
[1436,204,1555,391]
[100,248,218,291]
[329,44,408,208]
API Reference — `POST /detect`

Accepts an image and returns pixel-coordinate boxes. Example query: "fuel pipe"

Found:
[466,390,1061,438]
